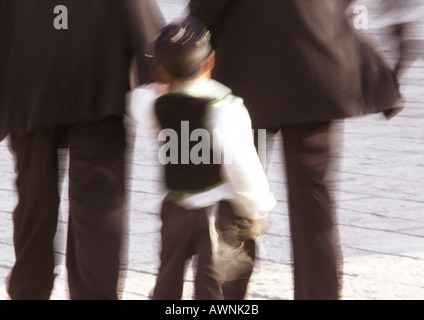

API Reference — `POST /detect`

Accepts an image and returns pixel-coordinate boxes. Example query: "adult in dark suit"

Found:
[0,0,163,299]
[189,0,401,299]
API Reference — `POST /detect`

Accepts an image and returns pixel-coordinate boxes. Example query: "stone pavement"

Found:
[0,1,423,300]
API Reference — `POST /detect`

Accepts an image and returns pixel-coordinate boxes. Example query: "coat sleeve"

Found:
[189,0,232,35]
[0,3,6,96]
[0,1,12,141]
[126,0,166,87]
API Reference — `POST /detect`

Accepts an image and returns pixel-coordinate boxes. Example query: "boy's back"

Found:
[155,94,222,192]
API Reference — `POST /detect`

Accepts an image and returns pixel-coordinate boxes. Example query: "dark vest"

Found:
[155,94,222,192]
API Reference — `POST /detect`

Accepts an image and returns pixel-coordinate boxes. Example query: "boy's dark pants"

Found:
[7,116,126,300]
[215,201,256,300]
[152,200,255,300]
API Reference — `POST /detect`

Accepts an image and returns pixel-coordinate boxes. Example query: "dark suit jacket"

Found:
[189,0,401,128]
[0,0,164,141]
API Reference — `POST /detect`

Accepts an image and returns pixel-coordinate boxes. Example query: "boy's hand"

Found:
[235,218,267,240]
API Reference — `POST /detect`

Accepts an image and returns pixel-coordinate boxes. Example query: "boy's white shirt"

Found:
[126,78,276,220]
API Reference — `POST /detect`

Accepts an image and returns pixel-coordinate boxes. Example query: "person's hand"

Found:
[251,219,269,236]
[236,218,267,240]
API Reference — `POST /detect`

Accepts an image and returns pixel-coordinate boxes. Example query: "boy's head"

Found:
[154,17,213,80]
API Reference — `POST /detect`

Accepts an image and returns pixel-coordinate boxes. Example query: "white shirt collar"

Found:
[169,78,232,100]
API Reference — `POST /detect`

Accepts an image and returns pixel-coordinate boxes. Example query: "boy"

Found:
[127,18,276,300]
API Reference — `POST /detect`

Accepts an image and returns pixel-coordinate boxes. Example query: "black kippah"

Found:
[154,17,211,66]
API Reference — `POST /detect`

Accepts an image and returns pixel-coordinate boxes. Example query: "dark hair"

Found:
[154,17,212,79]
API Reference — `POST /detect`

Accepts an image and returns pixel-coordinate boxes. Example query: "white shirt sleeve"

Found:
[125,83,169,131]
[206,95,276,220]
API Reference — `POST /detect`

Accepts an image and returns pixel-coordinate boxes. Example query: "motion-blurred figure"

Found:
[127,18,276,300]
[351,0,424,77]
[189,0,401,299]
[0,1,162,299]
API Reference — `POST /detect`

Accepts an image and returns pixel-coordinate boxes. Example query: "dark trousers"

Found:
[264,121,342,300]
[216,201,256,300]
[152,200,255,300]
[7,116,127,300]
